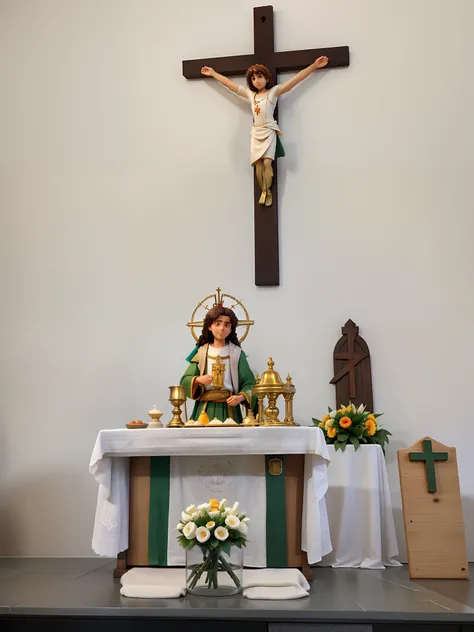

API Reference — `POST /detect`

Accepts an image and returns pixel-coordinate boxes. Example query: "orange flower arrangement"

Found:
[312,403,391,453]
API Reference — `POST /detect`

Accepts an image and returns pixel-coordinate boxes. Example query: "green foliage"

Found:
[349,436,360,451]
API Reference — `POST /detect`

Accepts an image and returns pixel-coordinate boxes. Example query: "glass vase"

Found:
[185,544,243,596]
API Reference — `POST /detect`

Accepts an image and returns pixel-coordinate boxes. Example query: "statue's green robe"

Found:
[180,343,256,423]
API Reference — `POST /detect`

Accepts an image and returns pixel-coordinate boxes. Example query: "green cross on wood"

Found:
[409,439,448,493]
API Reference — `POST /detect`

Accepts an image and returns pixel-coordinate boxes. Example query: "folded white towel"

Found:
[120,584,186,599]
[243,568,310,591]
[119,567,310,600]
[243,585,309,600]
[120,567,186,599]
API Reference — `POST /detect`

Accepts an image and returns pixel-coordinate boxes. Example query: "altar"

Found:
[90,427,400,575]
[90,426,331,575]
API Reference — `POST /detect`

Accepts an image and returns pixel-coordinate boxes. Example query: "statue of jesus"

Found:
[201,57,329,206]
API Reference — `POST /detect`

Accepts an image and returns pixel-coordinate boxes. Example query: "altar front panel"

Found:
[127,454,307,570]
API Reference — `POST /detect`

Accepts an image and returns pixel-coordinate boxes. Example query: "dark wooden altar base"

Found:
[1,558,474,631]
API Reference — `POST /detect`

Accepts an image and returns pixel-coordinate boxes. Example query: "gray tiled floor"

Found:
[0,559,473,623]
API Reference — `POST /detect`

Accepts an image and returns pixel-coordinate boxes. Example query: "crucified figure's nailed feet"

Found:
[256,158,274,206]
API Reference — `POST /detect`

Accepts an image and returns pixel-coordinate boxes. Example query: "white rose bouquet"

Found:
[177,498,249,591]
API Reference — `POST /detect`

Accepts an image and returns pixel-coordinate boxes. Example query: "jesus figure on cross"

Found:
[201,56,329,207]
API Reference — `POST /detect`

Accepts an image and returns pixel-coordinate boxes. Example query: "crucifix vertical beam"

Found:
[252,6,279,286]
[183,6,350,286]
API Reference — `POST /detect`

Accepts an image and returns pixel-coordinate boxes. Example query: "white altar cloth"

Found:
[321,445,401,569]
[90,426,332,565]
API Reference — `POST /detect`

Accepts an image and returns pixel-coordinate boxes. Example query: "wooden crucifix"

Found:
[330,319,374,411]
[183,6,350,286]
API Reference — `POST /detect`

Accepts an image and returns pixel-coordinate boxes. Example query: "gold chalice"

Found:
[167,385,186,428]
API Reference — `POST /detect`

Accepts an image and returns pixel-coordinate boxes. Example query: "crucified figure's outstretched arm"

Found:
[200,67,243,94]
[278,56,328,95]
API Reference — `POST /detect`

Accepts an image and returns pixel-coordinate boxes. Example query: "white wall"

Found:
[1,0,473,559]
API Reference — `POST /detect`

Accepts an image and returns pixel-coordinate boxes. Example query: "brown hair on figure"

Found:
[246,64,275,92]
[197,306,240,347]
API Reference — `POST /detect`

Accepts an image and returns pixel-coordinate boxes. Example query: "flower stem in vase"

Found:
[188,553,213,589]
[218,550,241,587]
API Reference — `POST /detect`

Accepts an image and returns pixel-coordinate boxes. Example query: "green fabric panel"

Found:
[148,456,171,566]
[275,136,285,158]
[265,455,288,568]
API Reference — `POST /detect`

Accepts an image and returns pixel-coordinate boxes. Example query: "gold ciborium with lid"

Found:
[252,358,298,427]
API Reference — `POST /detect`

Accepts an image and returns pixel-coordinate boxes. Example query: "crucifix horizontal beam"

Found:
[183,47,349,79]
[183,6,350,286]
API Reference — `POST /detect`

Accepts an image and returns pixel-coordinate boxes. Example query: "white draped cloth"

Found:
[90,426,332,565]
[321,445,401,569]
[237,84,282,164]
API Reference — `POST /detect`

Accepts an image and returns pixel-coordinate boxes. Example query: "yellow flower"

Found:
[322,414,330,423]
[327,427,337,439]
[325,419,334,430]
[366,419,376,436]
[338,408,345,415]
[208,498,220,512]
[339,416,352,429]
[318,421,325,428]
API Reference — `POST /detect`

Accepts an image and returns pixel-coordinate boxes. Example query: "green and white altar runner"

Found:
[151,455,288,567]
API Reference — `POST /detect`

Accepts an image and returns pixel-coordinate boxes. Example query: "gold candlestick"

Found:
[167,385,186,428]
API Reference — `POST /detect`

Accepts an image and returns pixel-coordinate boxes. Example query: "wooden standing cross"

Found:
[398,437,468,579]
[183,6,350,286]
[409,439,448,493]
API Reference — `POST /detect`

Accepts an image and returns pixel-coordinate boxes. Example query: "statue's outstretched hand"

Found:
[314,56,329,69]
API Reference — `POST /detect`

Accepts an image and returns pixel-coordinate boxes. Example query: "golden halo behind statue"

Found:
[187,287,255,344]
